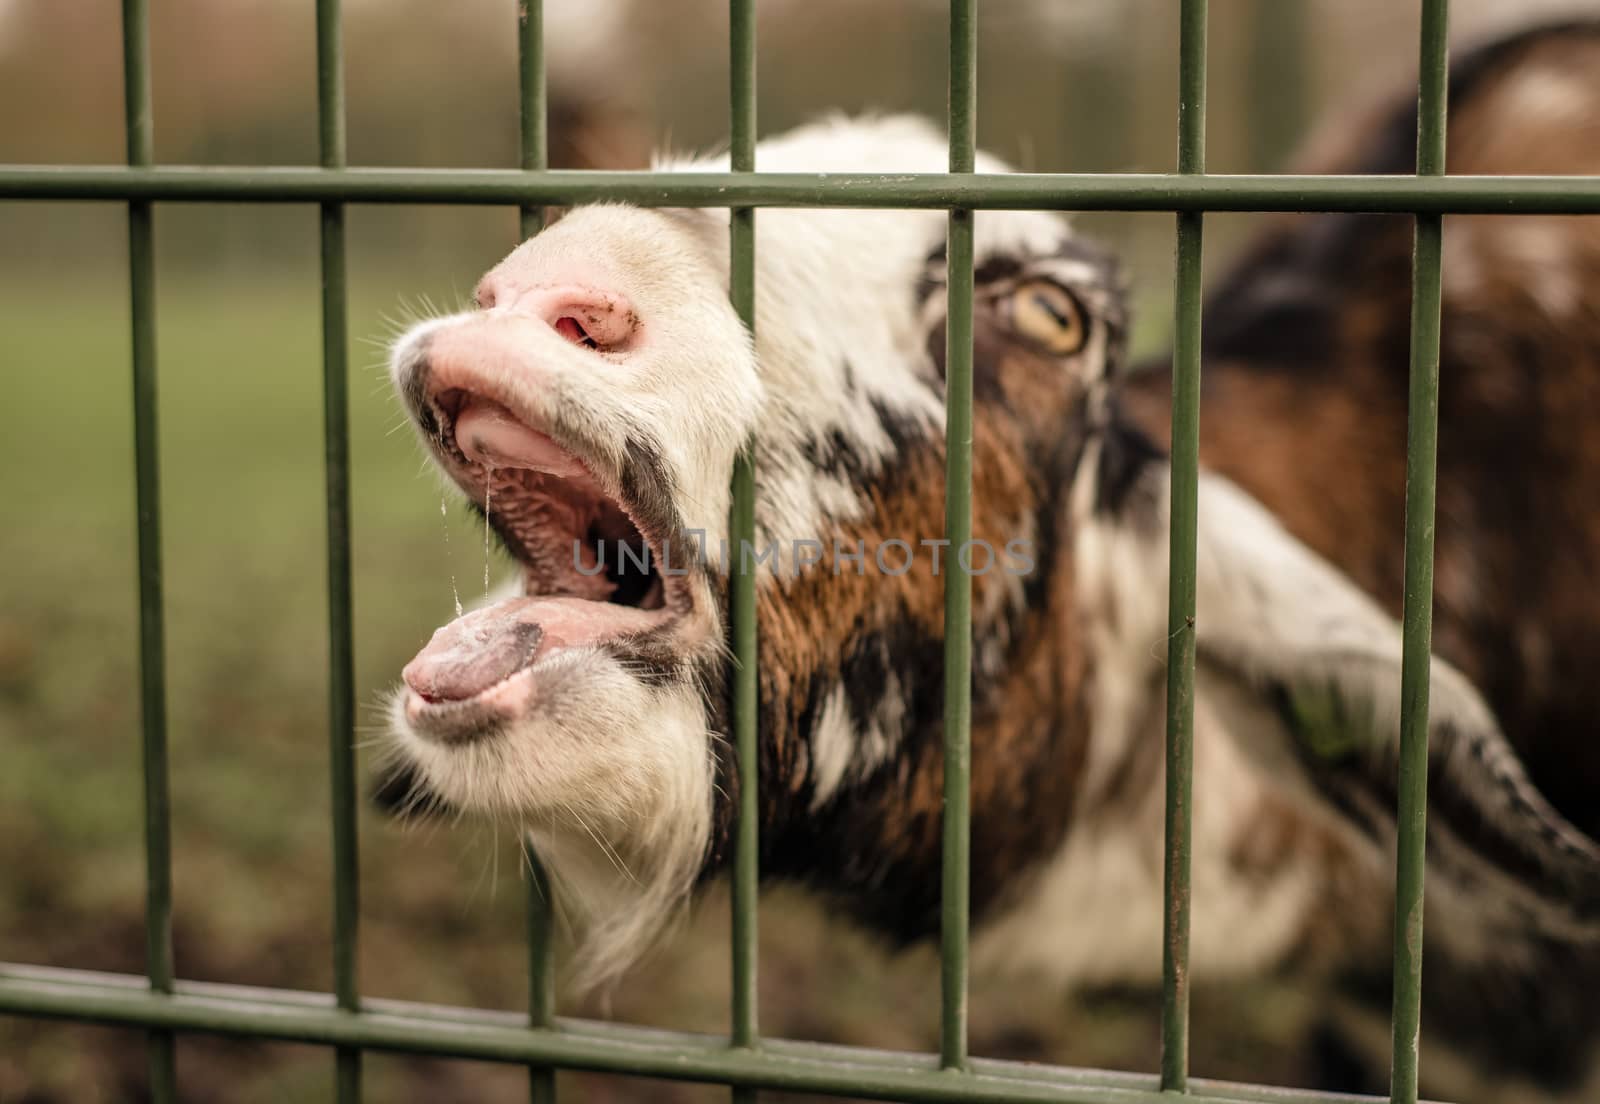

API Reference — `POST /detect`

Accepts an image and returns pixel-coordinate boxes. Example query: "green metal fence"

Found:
[4,0,1599,1101]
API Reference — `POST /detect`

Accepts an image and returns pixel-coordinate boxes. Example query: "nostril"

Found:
[554,316,599,349]
[542,289,637,350]
[471,281,639,347]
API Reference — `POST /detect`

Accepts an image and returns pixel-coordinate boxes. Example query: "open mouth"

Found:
[401,388,689,717]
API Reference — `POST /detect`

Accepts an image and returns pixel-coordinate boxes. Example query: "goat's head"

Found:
[380,116,1126,988]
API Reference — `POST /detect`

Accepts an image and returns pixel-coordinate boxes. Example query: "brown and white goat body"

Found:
[1119,21,1600,1097]
[379,81,1600,1100]
[1129,21,1600,836]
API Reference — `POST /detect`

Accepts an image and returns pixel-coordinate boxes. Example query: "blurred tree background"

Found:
[1,1,1592,1100]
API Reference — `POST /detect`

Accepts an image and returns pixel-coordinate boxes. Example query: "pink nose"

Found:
[475,278,639,350]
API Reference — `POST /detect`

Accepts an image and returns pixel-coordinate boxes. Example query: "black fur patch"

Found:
[1198,19,1600,377]
[616,434,684,544]
[760,621,950,942]
[369,759,455,820]
[398,338,437,438]
[1092,418,1165,519]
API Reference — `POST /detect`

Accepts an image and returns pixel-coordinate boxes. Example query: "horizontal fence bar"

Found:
[0,964,1419,1104]
[2,167,1598,212]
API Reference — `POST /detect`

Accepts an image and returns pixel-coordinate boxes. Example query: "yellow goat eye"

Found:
[1009,279,1088,356]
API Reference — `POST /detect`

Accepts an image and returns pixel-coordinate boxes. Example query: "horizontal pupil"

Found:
[1031,289,1071,329]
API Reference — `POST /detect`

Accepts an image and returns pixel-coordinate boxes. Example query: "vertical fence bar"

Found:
[524,853,555,1103]
[121,0,175,1097]
[1161,0,1207,1092]
[728,2,760,1101]
[518,4,557,1101]
[519,0,547,244]
[1390,2,1449,1101]
[316,0,360,1099]
[939,0,976,1075]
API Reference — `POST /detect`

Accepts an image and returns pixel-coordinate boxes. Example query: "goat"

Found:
[379,108,1600,1099]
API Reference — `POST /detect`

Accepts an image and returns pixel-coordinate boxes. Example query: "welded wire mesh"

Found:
[0,0,1558,1100]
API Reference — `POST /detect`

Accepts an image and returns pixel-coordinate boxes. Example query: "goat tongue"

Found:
[403,596,673,704]
[403,599,546,702]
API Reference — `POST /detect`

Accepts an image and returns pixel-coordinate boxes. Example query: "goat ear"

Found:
[1184,471,1600,933]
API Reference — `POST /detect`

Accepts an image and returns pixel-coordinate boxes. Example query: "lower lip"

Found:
[405,662,540,725]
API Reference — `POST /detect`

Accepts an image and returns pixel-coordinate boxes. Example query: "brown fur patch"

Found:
[746,324,1096,936]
